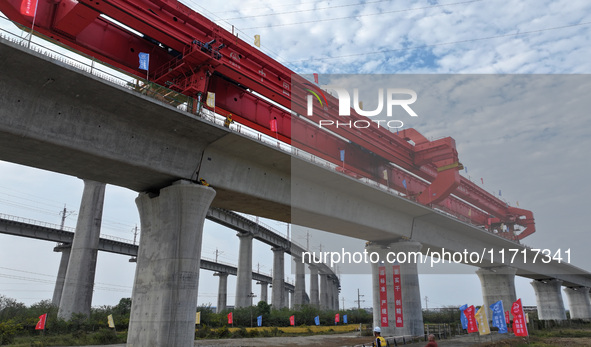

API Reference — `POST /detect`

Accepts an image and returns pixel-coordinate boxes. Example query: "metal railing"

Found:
[0,213,133,244]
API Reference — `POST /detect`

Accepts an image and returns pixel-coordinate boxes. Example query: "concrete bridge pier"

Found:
[257,281,269,303]
[51,244,71,307]
[293,256,306,307]
[332,279,339,310]
[531,279,566,320]
[367,240,423,337]
[320,273,329,310]
[476,266,517,320]
[309,265,320,307]
[564,287,591,320]
[271,246,285,309]
[58,179,106,320]
[127,181,215,347]
[235,232,254,308]
[284,287,291,308]
[214,272,229,313]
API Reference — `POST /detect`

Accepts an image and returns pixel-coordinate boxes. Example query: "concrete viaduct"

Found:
[0,211,341,311]
[1,33,591,346]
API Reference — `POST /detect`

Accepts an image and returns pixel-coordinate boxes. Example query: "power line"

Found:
[179,0,298,70]
[212,0,352,15]
[241,0,484,30]
[220,0,396,21]
[288,20,591,63]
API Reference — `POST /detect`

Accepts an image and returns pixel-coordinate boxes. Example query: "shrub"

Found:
[0,319,21,345]
[92,328,118,344]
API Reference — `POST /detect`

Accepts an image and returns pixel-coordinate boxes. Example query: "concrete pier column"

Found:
[531,279,566,320]
[476,266,517,319]
[366,241,423,337]
[293,256,306,307]
[235,232,254,308]
[214,272,229,313]
[309,265,320,307]
[58,179,105,320]
[284,287,290,308]
[564,287,591,320]
[333,279,339,310]
[320,273,329,310]
[271,247,285,309]
[257,281,269,303]
[127,181,215,347]
[51,244,71,307]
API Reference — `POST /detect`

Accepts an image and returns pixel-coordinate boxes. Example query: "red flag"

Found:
[378,265,389,327]
[20,0,38,17]
[480,178,484,184]
[392,265,403,328]
[289,315,295,326]
[313,73,319,84]
[35,313,47,330]
[505,310,512,333]
[463,305,478,333]
[270,118,277,132]
[511,299,528,336]
[335,313,340,323]
[227,312,233,324]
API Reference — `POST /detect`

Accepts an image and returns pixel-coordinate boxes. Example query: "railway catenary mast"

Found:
[1,0,534,239]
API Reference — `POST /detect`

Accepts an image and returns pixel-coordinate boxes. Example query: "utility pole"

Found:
[59,204,74,230]
[132,225,139,245]
[215,248,224,263]
[341,297,345,310]
[355,288,365,310]
[424,296,429,311]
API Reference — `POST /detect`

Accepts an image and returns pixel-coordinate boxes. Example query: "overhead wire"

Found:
[220,0,397,20]
[179,0,299,70]
[212,0,352,14]
[288,20,591,63]
[241,0,484,29]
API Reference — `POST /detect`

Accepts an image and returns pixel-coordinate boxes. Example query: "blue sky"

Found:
[1,0,591,313]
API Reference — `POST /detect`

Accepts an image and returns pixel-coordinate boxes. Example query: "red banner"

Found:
[335,313,340,324]
[289,315,295,326]
[270,119,278,132]
[227,312,233,324]
[511,299,528,336]
[378,265,389,327]
[463,305,478,333]
[393,265,403,327]
[505,310,512,332]
[35,313,47,330]
[20,0,37,17]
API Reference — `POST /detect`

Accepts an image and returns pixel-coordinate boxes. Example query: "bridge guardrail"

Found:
[0,213,133,244]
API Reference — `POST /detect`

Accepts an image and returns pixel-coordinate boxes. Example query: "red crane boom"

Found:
[0,0,535,240]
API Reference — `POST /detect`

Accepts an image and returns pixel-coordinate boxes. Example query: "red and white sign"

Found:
[392,265,403,327]
[289,315,295,326]
[378,265,389,327]
[227,312,233,324]
[463,305,478,333]
[512,299,528,337]
[20,0,38,17]
[35,313,47,330]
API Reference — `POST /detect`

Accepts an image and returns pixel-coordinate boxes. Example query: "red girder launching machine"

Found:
[1,0,535,240]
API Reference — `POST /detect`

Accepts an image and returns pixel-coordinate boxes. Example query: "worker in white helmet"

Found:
[373,326,387,347]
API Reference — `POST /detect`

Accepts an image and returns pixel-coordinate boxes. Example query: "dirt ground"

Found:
[79,332,591,347]
[190,331,513,347]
